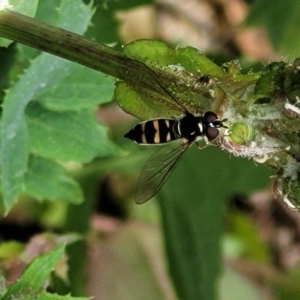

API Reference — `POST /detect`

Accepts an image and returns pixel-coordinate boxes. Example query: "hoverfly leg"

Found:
[195,141,209,150]
[195,141,201,150]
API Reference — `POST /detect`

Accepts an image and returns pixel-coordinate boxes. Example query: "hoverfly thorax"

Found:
[173,113,203,142]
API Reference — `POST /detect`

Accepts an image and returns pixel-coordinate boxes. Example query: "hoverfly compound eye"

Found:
[206,127,220,141]
[203,111,227,141]
[204,111,218,123]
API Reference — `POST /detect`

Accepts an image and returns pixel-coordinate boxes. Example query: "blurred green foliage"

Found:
[247,0,300,59]
[0,0,300,300]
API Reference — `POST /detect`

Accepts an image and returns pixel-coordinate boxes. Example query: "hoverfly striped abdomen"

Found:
[124,119,177,144]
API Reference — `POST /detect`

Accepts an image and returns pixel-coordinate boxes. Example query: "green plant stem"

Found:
[0,9,129,80]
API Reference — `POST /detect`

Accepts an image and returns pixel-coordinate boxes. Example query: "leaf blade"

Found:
[23,155,83,204]
[0,0,94,209]
[2,245,65,300]
[26,102,118,163]
[159,146,272,300]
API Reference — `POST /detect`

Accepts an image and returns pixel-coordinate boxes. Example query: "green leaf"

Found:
[0,0,38,47]
[23,155,83,203]
[38,292,88,300]
[158,146,272,300]
[0,0,94,209]
[123,39,223,76]
[37,63,114,111]
[1,112,28,209]
[247,0,300,59]
[99,0,152,10]
[115,81,178,120]
[26,102,118,163]
[116,40,259,121]
[9,0,38,16]
[2,245,65,300]
[34,0,61,24]
[86,3,120,44]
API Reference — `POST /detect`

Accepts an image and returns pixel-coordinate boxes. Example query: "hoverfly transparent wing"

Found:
[123,58,189,114]
[135,141,191,204]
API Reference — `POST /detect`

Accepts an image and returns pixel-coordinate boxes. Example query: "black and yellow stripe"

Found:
[124,119,177,144]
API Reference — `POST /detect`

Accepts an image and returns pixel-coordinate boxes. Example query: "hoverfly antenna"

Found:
[212,118,228,129]
[220,118,228,129]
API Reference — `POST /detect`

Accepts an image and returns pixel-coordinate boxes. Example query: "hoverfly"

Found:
[123,61,227,204]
